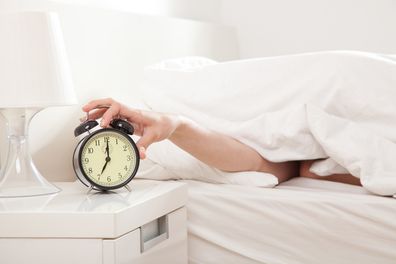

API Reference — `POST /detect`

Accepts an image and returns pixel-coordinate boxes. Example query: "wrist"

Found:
[168,115,190,141]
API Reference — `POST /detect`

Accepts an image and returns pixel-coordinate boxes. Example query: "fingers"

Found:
[82,98,145,128]
[136,131,157,159]
[138,146,147,159]
[84,108,107,121]
[130,122,144,136]
[101,103,121,127]
[82,98,114,112]
[100,103,143,127]
[82,98,118,126]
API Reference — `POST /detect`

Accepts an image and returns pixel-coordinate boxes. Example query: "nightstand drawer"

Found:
[103,207,187,264]
[0,238,103,264]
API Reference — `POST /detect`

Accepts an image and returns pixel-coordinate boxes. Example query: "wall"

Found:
[3,0,395,59]
[54,0,223,22]
[221,0,396,58]
[0,0,222,22]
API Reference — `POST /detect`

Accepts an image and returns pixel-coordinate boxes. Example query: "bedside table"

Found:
[0,179,188,264]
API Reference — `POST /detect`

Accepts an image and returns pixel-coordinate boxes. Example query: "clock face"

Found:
[79,129,139,189]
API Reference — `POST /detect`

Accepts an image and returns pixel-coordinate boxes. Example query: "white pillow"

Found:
[134,135,278,187]
[134,154,176,180]
[143,139,278,187]
[146,56,217,71]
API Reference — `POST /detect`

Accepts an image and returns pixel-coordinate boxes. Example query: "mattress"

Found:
[183,178,396,264]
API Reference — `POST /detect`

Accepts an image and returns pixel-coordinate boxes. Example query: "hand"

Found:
[82,98,181,159]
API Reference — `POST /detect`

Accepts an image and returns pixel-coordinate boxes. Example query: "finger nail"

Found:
[100,119,105,127]
[139,147,146,159]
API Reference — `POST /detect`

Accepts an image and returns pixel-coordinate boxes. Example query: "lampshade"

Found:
[0,11,76,107]
[0,11,77,197]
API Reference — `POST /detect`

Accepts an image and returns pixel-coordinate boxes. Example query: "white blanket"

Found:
[141,51,396,197]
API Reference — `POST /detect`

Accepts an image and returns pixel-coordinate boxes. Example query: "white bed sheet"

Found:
[184,178,396,264]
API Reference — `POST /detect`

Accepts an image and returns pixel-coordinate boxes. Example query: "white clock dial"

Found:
[80,130,138,188]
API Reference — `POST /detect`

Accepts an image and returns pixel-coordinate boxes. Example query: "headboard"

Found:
[0,3,239,182]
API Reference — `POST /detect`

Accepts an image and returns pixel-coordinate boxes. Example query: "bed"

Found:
[184,178,396,264]
[4,3,396,263]
[132,50,396,263]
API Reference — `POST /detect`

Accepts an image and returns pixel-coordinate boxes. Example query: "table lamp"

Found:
[0,12,77,197]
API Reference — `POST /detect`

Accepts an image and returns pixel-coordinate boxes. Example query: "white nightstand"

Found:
[0,179,188,264]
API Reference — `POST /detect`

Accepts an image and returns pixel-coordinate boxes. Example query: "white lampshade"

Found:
[0,11,76,107]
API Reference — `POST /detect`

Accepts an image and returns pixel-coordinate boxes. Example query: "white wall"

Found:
[221,0,396,58]
[54,0,223,23]
[3,0,395,59]
[0,0,222,22]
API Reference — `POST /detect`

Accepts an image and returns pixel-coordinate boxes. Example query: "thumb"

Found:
[136,132,156,159]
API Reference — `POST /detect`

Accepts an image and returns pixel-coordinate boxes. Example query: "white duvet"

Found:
[140,51,396,197]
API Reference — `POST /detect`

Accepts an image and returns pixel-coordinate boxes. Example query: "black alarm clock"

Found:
[73,111,139,192]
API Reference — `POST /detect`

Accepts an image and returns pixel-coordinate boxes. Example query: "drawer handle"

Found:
[140,214,169,252]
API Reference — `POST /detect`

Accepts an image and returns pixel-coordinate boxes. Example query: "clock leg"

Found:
[87,185,94,194]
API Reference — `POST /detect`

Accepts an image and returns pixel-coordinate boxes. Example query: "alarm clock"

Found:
[73,115,140,192]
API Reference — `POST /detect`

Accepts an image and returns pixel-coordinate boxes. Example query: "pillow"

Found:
[142,139,278,187]
[145,56,218,71]
[133,130,278,187]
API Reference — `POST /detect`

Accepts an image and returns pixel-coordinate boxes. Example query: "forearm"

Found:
[169,116,262,171]
[169,116,298,181]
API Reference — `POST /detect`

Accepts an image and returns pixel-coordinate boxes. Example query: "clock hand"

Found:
[101,158,109,175]
[106,139,110,159]
[101,139,111,175]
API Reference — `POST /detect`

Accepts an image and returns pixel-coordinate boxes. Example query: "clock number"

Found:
[127,155,131,161]
[88,148,94,154]
[95,140,100,146]
[124,165,128,171]
[84,158,89,163]
[107,176,111,182]
[97,174,101,180]
[123,145,128,151]
[104,136,109,143]
[118,172,123,179]
[115,138,119,145]
[88,168,93,174]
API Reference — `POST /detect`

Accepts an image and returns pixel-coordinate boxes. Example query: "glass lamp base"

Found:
[0,108,61,198]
